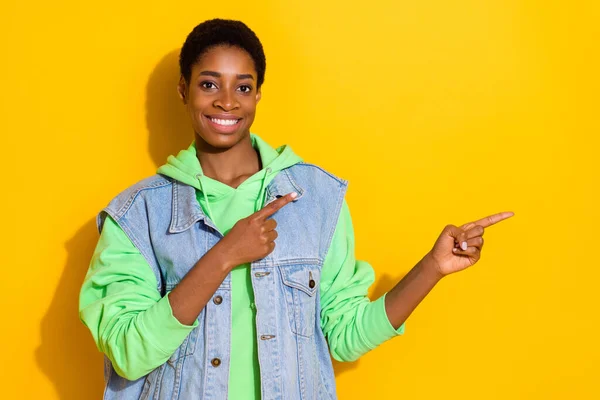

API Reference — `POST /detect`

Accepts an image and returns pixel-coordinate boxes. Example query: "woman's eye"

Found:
[201,81,217,90]
[238,85,252,93]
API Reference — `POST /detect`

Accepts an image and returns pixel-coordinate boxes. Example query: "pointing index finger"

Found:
[471,211,515,228]
[255,192,297,220]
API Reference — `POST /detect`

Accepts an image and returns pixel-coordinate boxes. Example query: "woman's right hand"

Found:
[214,192,297,270]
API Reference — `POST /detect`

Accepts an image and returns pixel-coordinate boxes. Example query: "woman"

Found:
[79,18,513,400]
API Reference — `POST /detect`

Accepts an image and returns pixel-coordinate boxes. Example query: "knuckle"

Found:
[264,243,275,254]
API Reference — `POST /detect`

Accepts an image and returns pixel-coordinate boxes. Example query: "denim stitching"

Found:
[280,267,318,296]
[109,214,163,293]
[112,176,171,220]
[320,180,348,267]
[294,162,348,186]
[171,180,180,231]
[254,258,323,268]
[153,362,166,398]
[282,169,305,197]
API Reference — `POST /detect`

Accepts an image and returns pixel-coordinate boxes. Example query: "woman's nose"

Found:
[214,90,239,111]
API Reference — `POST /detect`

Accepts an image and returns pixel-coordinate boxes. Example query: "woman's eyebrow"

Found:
[199,71,254,80]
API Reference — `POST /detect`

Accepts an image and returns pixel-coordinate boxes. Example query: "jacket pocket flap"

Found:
[279,264,319,296]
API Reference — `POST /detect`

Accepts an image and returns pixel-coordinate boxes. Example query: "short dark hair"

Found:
[179,19,266,88]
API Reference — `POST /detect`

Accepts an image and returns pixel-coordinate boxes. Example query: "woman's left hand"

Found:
[426,211,515,277]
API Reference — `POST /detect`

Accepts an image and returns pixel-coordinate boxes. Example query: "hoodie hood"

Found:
[156,133,302,230]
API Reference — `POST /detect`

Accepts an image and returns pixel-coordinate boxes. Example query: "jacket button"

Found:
[211,358,221,367]
[213,295,223,305]
[309,279,315,289]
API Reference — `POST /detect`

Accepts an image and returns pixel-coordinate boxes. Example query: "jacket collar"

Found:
[168,168,305,234]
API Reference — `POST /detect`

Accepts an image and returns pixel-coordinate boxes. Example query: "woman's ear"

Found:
[256,89,262,103]
[177,76,187,104]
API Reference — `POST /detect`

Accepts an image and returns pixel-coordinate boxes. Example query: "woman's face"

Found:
[178,45,261,149]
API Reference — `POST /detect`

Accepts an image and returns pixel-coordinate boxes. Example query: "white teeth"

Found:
[210,118,239,126]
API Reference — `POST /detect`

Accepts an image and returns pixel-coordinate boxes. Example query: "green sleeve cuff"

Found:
[137,293,199,355]
[361,293,405,349]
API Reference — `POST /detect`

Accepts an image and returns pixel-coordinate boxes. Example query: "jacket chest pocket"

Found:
[279,264,320,338]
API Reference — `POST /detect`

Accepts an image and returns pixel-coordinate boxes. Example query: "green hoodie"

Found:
[79,134,404,399]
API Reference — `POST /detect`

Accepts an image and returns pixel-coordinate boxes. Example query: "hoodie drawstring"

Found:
[197,166,272,228]
[255,167,271,212]
[196,173,217,228]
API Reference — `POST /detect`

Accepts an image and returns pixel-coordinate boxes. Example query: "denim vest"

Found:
[97,163,348,400]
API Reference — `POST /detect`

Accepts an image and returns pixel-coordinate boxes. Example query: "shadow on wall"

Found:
[36,218,105,399]
[332,272,406,378]
[36,51,191,399]
[146,49,193,167]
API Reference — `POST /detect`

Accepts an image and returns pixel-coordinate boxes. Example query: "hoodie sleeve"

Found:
[320,199,405,362]
[79,215,198,380]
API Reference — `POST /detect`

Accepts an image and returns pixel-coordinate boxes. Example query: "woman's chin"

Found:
[195,129,248,150]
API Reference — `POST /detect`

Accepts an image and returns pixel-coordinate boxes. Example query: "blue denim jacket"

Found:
[98,163,347,399]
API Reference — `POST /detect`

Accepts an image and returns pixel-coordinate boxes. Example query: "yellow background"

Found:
[1,1,598,399]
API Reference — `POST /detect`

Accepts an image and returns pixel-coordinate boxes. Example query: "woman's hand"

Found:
[425,211,515,277]
[214,192,297,270]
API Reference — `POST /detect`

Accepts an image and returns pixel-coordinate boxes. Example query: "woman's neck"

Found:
[194,133,261,188]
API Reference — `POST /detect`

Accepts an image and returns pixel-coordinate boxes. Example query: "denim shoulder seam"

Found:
[108,175,172,221]
[99,208,163,293]
[320,181,348,266]
[292,162,348,186]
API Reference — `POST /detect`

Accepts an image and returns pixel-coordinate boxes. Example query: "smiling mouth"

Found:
[206,116,241,126]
